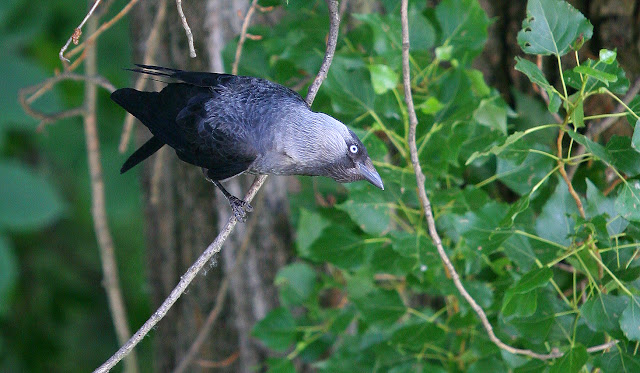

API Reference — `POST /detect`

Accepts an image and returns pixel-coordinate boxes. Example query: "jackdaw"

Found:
[112,65,384,221]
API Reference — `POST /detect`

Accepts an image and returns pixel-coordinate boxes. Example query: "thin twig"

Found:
[231,0,259,75]
[83,10,138,373]
[65,0,141,62]
[94,2,341,371]
[306,0,340,106]
[400,0,617,361]
[194,353,240,368]
[175,0,196,58]
[556,130,586,218]
[59,0,102,63]
[172,194,263,373]
[19,73,115,130]
[118,0,168,153]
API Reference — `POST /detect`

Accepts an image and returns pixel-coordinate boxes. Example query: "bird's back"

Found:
[112,65,309,180]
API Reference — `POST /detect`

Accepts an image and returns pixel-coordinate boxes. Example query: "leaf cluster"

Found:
[233,0,640,371]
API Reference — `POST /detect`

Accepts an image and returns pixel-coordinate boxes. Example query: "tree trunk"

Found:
[130,1,291,372]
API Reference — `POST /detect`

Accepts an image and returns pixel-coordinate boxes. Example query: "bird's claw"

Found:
[228,196,253,222]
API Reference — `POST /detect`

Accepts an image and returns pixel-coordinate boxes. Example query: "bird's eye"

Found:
[349,145,358,154]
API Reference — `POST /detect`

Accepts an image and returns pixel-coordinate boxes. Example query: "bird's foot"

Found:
[228,196,253,222]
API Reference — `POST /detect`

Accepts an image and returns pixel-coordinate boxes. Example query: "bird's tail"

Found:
[120,136,164,174]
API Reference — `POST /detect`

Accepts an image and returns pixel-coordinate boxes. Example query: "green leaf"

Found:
[606,136,640,177]
[369,64,398,95]
[593,349,640,373]
[512,267,553,294]
[266,357,296,373]
[535,178,580,246]
[466,130,527,165]
[573,65,617,84]
[351,288,406,326]
[502,288,538,318]
[565,59,629,95]
[415,96,444,115]
[632,119,640,152]
[615,180,640,222]
[497,149,555,196]
[0,235,18,317]
[599,49,617,64]
[0,160,64,230]
[295,209,330,257]
[473,98,508,135]
[275,262,317,307]
[514,57,560,109]
[307,225,366,269]
[390,321,444,348]
[517,0,593,56]
[452,202,511,253]
[502,268,552,318]
[338,188,391,235]
[572,100,584,129]
[620,296,640,341]
[435,0,490,63]
[580,293,628,334]
[585,179,628,236]
[567,130,612,164]
[251,307,297,352]
[549,344,588,373]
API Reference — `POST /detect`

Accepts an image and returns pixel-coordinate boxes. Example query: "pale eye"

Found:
[349,144,358,154]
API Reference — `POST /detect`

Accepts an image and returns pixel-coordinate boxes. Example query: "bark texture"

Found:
[130,1,290,372]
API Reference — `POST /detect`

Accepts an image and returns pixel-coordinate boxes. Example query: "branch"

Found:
[231,0,259,75]
[172,194,262,373]
[305,0,340,106]
[63,0,141,63]
[93,2,341,371]
[175,0,196,58]
[118,0,168,153]
[400,0,617,361]
[83,9,138,373]
[59,0,102,63]
[18,72,116,129]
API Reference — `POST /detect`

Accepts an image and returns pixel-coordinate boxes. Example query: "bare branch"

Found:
[64,0,142,63]
[118,0,168,153]
[306,0,340,106]
[59,0,102,63]
[83,10,138,373]
[231,0,259,75]
[94,3,342,371]
[172,194,263,373]
[19,73,116,130]
[175,0,196,58]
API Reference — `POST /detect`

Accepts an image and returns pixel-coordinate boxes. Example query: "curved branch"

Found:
[175,0,196,58]
[306,0,340,106]
[93,2,341,371]
[231,0,259,75]
[400,0,615,361]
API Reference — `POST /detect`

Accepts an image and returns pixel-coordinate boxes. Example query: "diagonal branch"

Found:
[231,0,259,76]
[93,2,341,371]
[175,0,196,58]
[400,0,615,361]
[59,0,102,63]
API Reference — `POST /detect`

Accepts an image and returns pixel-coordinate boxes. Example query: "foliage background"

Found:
[1,0,640,372]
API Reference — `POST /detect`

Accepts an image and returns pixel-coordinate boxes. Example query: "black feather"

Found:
[120,136,164,173]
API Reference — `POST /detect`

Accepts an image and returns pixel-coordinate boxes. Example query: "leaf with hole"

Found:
[517,0,593,56]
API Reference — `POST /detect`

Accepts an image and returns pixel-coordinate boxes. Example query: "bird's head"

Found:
[301,113,384,190]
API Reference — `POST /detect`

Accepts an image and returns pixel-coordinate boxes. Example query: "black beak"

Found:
[358,158,384,190]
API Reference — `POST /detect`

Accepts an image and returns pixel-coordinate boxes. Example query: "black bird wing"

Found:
[114,65,309,180]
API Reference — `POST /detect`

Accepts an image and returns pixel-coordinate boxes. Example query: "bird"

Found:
[112,65,384,221]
